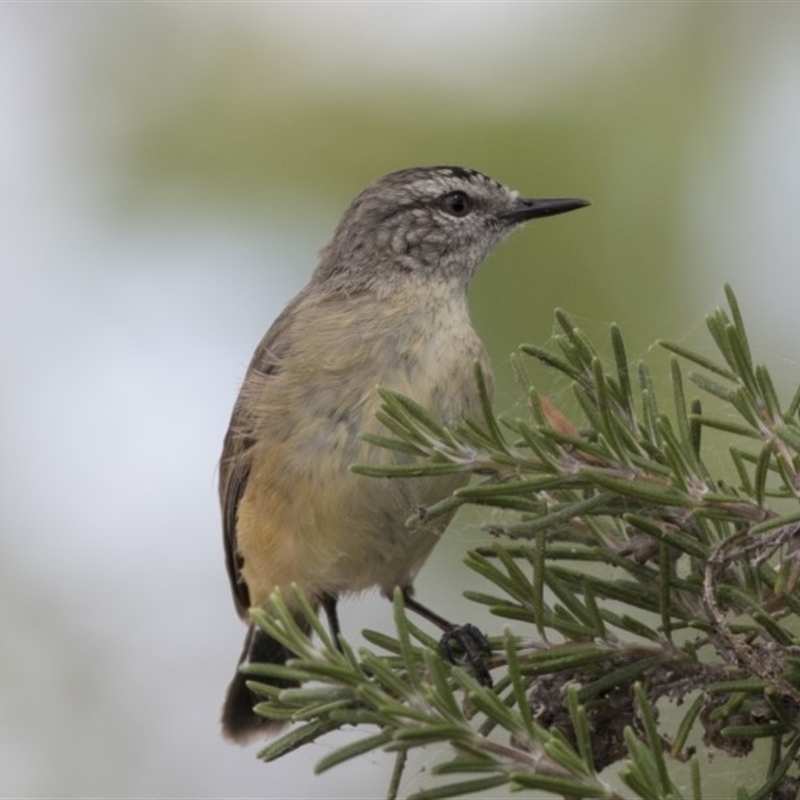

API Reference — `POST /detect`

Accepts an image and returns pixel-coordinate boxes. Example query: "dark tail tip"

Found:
[220,625,299,745]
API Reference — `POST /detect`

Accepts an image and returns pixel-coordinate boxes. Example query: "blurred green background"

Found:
[2,3,799,797]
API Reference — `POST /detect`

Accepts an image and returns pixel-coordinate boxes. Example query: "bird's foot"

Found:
[437,624,493,687]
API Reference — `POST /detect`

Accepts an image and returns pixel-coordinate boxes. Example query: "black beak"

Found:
[502,196,590,225]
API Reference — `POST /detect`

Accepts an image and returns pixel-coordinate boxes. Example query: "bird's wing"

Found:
[220,392,264,618]
[219,294,304,619]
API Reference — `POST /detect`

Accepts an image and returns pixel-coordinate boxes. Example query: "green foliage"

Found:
[246,285,800,799]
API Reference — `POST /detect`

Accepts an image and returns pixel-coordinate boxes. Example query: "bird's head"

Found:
[317,165,588,290]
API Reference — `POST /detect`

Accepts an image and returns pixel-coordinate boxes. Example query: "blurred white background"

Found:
[2,3,799,798]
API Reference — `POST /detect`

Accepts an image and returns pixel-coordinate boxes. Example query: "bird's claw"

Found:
[438,623,493,687]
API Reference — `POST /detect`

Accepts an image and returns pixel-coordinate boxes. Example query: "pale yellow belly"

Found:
[237,390,471,606]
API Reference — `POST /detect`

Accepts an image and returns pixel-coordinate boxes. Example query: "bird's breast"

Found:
[237,284,493,602]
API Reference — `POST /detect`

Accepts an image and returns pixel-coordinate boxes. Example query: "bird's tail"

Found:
[221,620,306,744]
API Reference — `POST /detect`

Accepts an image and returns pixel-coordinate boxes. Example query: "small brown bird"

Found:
[219,166,588,743]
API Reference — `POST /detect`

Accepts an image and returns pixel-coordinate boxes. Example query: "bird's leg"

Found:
[320,592,344,652]
[401,588,493,687]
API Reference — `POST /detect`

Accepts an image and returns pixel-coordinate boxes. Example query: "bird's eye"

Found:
[441,190,473,217]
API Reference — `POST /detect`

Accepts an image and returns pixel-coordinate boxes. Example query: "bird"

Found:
[219,165,588,743]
